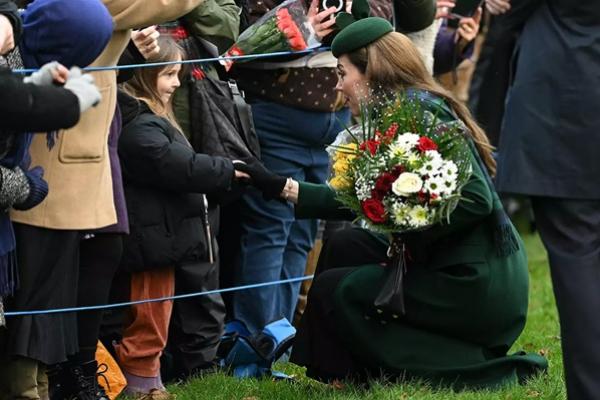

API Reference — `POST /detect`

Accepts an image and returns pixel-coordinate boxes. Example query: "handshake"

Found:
[24,61,102,113]
[232,158,291,201]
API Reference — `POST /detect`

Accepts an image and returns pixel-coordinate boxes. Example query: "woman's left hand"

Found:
[308,0,339,41]
[456,7,482,44]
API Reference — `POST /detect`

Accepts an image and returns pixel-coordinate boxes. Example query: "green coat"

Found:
[295,151,547,388]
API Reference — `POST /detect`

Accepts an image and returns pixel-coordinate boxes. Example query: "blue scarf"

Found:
[0,133,32,296]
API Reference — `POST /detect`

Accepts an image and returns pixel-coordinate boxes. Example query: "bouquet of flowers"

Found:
[221,0,319,71]
[329,92,474,314]
[330,93,473,234]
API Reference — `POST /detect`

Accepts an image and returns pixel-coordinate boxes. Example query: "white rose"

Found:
[392,172,423,196]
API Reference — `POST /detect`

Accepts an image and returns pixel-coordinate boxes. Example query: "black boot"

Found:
[48,363,75,400]
[70,360,109,400]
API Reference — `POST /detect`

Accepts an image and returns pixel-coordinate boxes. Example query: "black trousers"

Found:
[531,197,600,400]
[163,256,225,380]
[290,227,388,381]
[74,234,123,363]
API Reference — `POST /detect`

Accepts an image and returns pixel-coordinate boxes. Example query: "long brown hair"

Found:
[122,36,185,132]
[346,32,496,175]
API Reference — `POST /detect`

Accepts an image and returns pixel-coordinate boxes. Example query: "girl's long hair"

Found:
[346,32,496,175]
[122,36,185,132]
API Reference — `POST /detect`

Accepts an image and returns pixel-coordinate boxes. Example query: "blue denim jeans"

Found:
[232,100,350,333]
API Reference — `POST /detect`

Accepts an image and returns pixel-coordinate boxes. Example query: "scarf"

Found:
[0,132,32,296]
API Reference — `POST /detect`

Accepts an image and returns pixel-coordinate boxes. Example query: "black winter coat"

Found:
[0,67,80,133]
[117,92,234,271]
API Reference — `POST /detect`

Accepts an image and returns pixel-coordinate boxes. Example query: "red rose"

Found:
[361,198,387,224]
[374,172,396,194]
[417,136,438,152]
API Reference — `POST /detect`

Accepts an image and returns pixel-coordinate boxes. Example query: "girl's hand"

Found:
[456,7,482,43]
[132,26,161,60]
[308,0,339,41]
[232,160,250,180]
[435,0,456,19]
[485,0,511,15]
[235,170,251,180]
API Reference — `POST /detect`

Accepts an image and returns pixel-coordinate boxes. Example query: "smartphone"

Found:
[318,0,346,14]
[447,0,483,27]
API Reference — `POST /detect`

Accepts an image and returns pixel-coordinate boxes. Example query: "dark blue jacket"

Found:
[496,0,600,198]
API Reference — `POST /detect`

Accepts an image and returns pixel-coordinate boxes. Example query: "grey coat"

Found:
[495,0,600,199]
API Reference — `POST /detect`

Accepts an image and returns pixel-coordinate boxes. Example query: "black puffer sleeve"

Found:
[0,68,80,132]
[119,113,235,194]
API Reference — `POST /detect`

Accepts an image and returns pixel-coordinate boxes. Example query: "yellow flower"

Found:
[334,143,359,162]
[333,158,349,175]
[330,175,352,190]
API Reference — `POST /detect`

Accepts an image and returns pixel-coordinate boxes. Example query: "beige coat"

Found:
[12,0,203,230]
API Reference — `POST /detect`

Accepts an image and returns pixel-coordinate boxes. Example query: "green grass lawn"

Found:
[166,233,565,399]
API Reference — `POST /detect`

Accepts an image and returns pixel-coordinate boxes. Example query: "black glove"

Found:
[233,158,287,200]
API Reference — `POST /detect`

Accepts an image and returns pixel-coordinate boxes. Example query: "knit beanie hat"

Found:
[20,0,113,69]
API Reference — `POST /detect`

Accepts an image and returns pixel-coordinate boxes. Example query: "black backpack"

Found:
[189,76,260,160]
[175,30,260,160]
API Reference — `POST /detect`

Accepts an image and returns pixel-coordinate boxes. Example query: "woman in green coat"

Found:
[234,17,547,388]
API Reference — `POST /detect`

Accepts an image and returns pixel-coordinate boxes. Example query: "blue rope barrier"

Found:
[12,47,330,74]
[4,275,314,317]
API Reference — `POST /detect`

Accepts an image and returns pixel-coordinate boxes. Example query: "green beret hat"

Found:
[331,17,393,58]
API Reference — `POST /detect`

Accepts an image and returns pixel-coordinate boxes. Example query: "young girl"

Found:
[114,37,247,399]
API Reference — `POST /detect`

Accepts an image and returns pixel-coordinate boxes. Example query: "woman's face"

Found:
[335,54,369,116]
[156,57,182,104]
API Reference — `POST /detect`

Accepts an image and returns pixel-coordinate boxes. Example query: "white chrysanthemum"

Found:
[392,203,411,226]
[440,160,458,179]
[424,176,445,195]
[424,150,444,168]
[389,133,420,156]
[440,177,457,195]
[408,205,430,228]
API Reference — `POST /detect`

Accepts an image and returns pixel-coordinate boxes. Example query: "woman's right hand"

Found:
[308,0,339,41]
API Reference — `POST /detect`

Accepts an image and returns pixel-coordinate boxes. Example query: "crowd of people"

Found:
[0,0,598,399]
